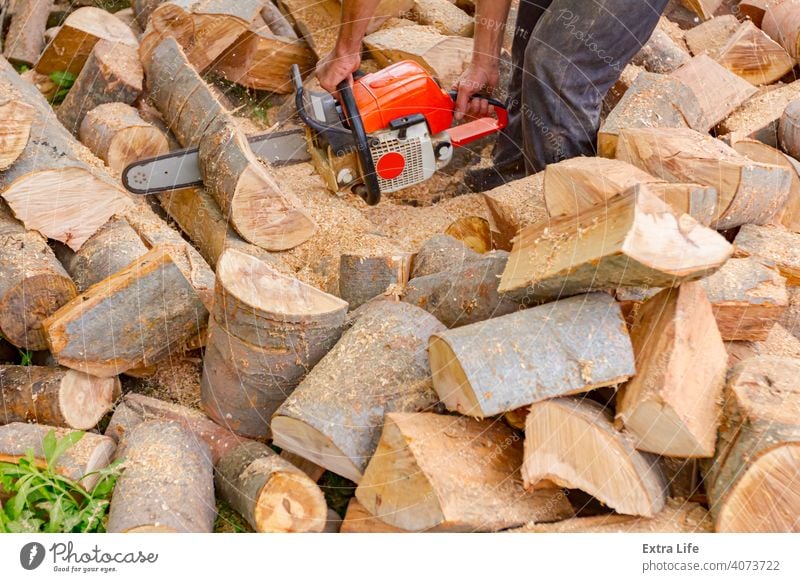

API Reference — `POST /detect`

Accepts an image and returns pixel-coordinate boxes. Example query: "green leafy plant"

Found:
[0,431,122,533]
[17,348,33,366]
[48,70,77,104]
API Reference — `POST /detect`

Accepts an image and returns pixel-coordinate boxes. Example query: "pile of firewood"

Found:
[1,0,799,534]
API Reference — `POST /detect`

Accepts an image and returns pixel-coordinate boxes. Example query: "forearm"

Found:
[471,0,513,66]
[335,0,383,55]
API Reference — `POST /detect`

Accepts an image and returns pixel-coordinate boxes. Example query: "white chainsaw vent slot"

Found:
[371,136,425,193]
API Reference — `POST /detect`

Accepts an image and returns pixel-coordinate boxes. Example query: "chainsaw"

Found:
[122,60,508,205]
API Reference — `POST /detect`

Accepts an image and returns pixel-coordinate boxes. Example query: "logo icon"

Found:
[20,542,46,570]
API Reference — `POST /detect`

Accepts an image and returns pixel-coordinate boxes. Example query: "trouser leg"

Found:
[520,0,668,172]
[492,0,552,169]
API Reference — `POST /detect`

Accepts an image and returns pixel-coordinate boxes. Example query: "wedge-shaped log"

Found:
[2,0,53,69]
[0,202,77,350]
[717,21,795,86]
[680,0,723,20]
[632,20,690,74]
[482,173,547,251]
[202,248,347,438]
[700,256,788,341]
[271,301,445,483]
[615,127,791,229]
[430,292,634,418]
[727,323,800,366]
[616,283,727,457]
[719,80,800,147]
[683,14,738,59]
[738,0,781,28]
[278,0,342,58]
[523,398,667,517]
[733,224,800,284]
[107,420,215,533]
[763,0,800,59]
[0,90,34,172]
[410,0,474,36]
[35,6,138,75]
[143,38,314,251]
[0,422,115,489]
[0,365,118,430]
[498,184,732,301]
[780,97,800,161]
[0,56,132,251]
[45,245,208,377]
[543,156,717,224]
[356,412,574,531]
[704,357,800,532]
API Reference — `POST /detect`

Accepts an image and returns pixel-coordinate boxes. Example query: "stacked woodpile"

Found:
[0,0,799,534]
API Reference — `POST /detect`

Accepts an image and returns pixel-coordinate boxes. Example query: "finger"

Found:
[478,98,490,117]
[454,83,473,121]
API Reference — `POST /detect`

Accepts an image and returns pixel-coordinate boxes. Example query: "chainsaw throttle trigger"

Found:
[337,79,381,206]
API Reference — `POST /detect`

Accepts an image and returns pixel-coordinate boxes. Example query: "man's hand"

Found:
[316,50,361,93]
[453,60,500,121]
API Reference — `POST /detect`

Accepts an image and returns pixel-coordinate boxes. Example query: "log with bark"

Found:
[0,365,118,430]
[733,224,800,284]
[738,0,782,28]
[0,422,115,489]
[107,420,216,532]
[202,248,347,438]
[272,300,445,483]
[780,97,800,160]
[632,19,690,74]
[717,21,795,86]
[0,83,34,171]
[35,6,138,76]
[718,80,800,147]
[0,56,132,251]
[338,251,413,309]
[616,283,727,457]
[410,0,474,37]
[726,322,800,367]
[543,156,717,225]
[139,0,262,72]
[429,292,634,418]
[615,127,791,229]
[699,256,788,341]
[356,412,574,532]
[482,173,547,251]
[2,0,52,69]
[341,497,410,533]
[763,0,800,60]
[0,201,76,350]
[261,1,296,38]
[498,184,732,302]
[79,102,169,174]
[680,0,723,20]
[523,397,667,517]
[597,71,703,158]
[56,40,143,136]
[45,245,208,377]
[410,234,480,278]
[703,356,800,532]
[143,37,314,251]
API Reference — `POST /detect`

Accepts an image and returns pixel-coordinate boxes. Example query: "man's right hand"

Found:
[453,60,500,121]
[316,50,362,93]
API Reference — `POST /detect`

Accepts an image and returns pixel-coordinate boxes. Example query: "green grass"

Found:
[318,472,356,519]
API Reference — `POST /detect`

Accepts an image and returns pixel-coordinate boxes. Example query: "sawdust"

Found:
[123,357,204,410]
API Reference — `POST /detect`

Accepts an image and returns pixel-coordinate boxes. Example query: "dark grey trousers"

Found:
[494,0,669,173]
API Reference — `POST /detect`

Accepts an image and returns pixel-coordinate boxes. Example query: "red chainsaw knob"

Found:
[376,152,405,180]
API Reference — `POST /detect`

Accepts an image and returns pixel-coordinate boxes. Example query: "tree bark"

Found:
[410,233,480,278]
[2,0,52,69]
[780,97,800,160]
[261,1,296,38]
[338,252,413,309]
[763,0,800,59]
[718,80,800,148]
[632,22,690,74]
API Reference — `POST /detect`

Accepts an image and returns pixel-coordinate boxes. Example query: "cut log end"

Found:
[253,470,328,533]
[0,99,35,171]
[60,370,120,430]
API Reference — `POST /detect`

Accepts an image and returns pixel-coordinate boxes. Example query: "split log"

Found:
[201,248,347,438]
[718,80,800,147]
[0,365,118,429]
[616,283,727,457]
[615,127,791,229]
[679,0,723,20]
[261,1,296,38]
[633,21,690,74]
[356,412,574,532]
[341,498,409,533]
[704,356,800,532]
[277,0,341,58]
[0,422,115,489]
[56,40,142,136]
[279,450,325,482]
[780,285,800,341]
[0,84,35,171]
[511,499,713,533]
[444,216,492,253]
[498,184,732,302]
[738,0,783,28]
[364,25,473,88]
[731,136,800,233]
[0,56,132,251]
[0,201,76,350]
[615,285,662,325]
[700,256,788,341]
[2,0,52,68]
[107,420,215,533]
[779,97,800,159]
[733,224,800,284]
[523,397,667,517]
[132,0,162,28]
[139,0,261,71]
[144,38,314,251]
[669,54,756,130]
[45,245,208,377]
[79,102,169,174]
[113,8,142,37]
[410,0,474,37]
[482,173,547,251]
[35,6,138,76]
[272,300,445,483]
[108,393,328,532]
[410,234,480,278]
[683,14,738,58]
[429,292,634,418]
[762,0,800,59]
[597,71,703,158]
[727,323,800,366]
[338,252,413,309]
[402,251,521,328]
[717,21,795,86]
[543,156,717,225]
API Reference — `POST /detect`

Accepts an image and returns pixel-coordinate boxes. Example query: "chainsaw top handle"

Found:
[446,90,509,148]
